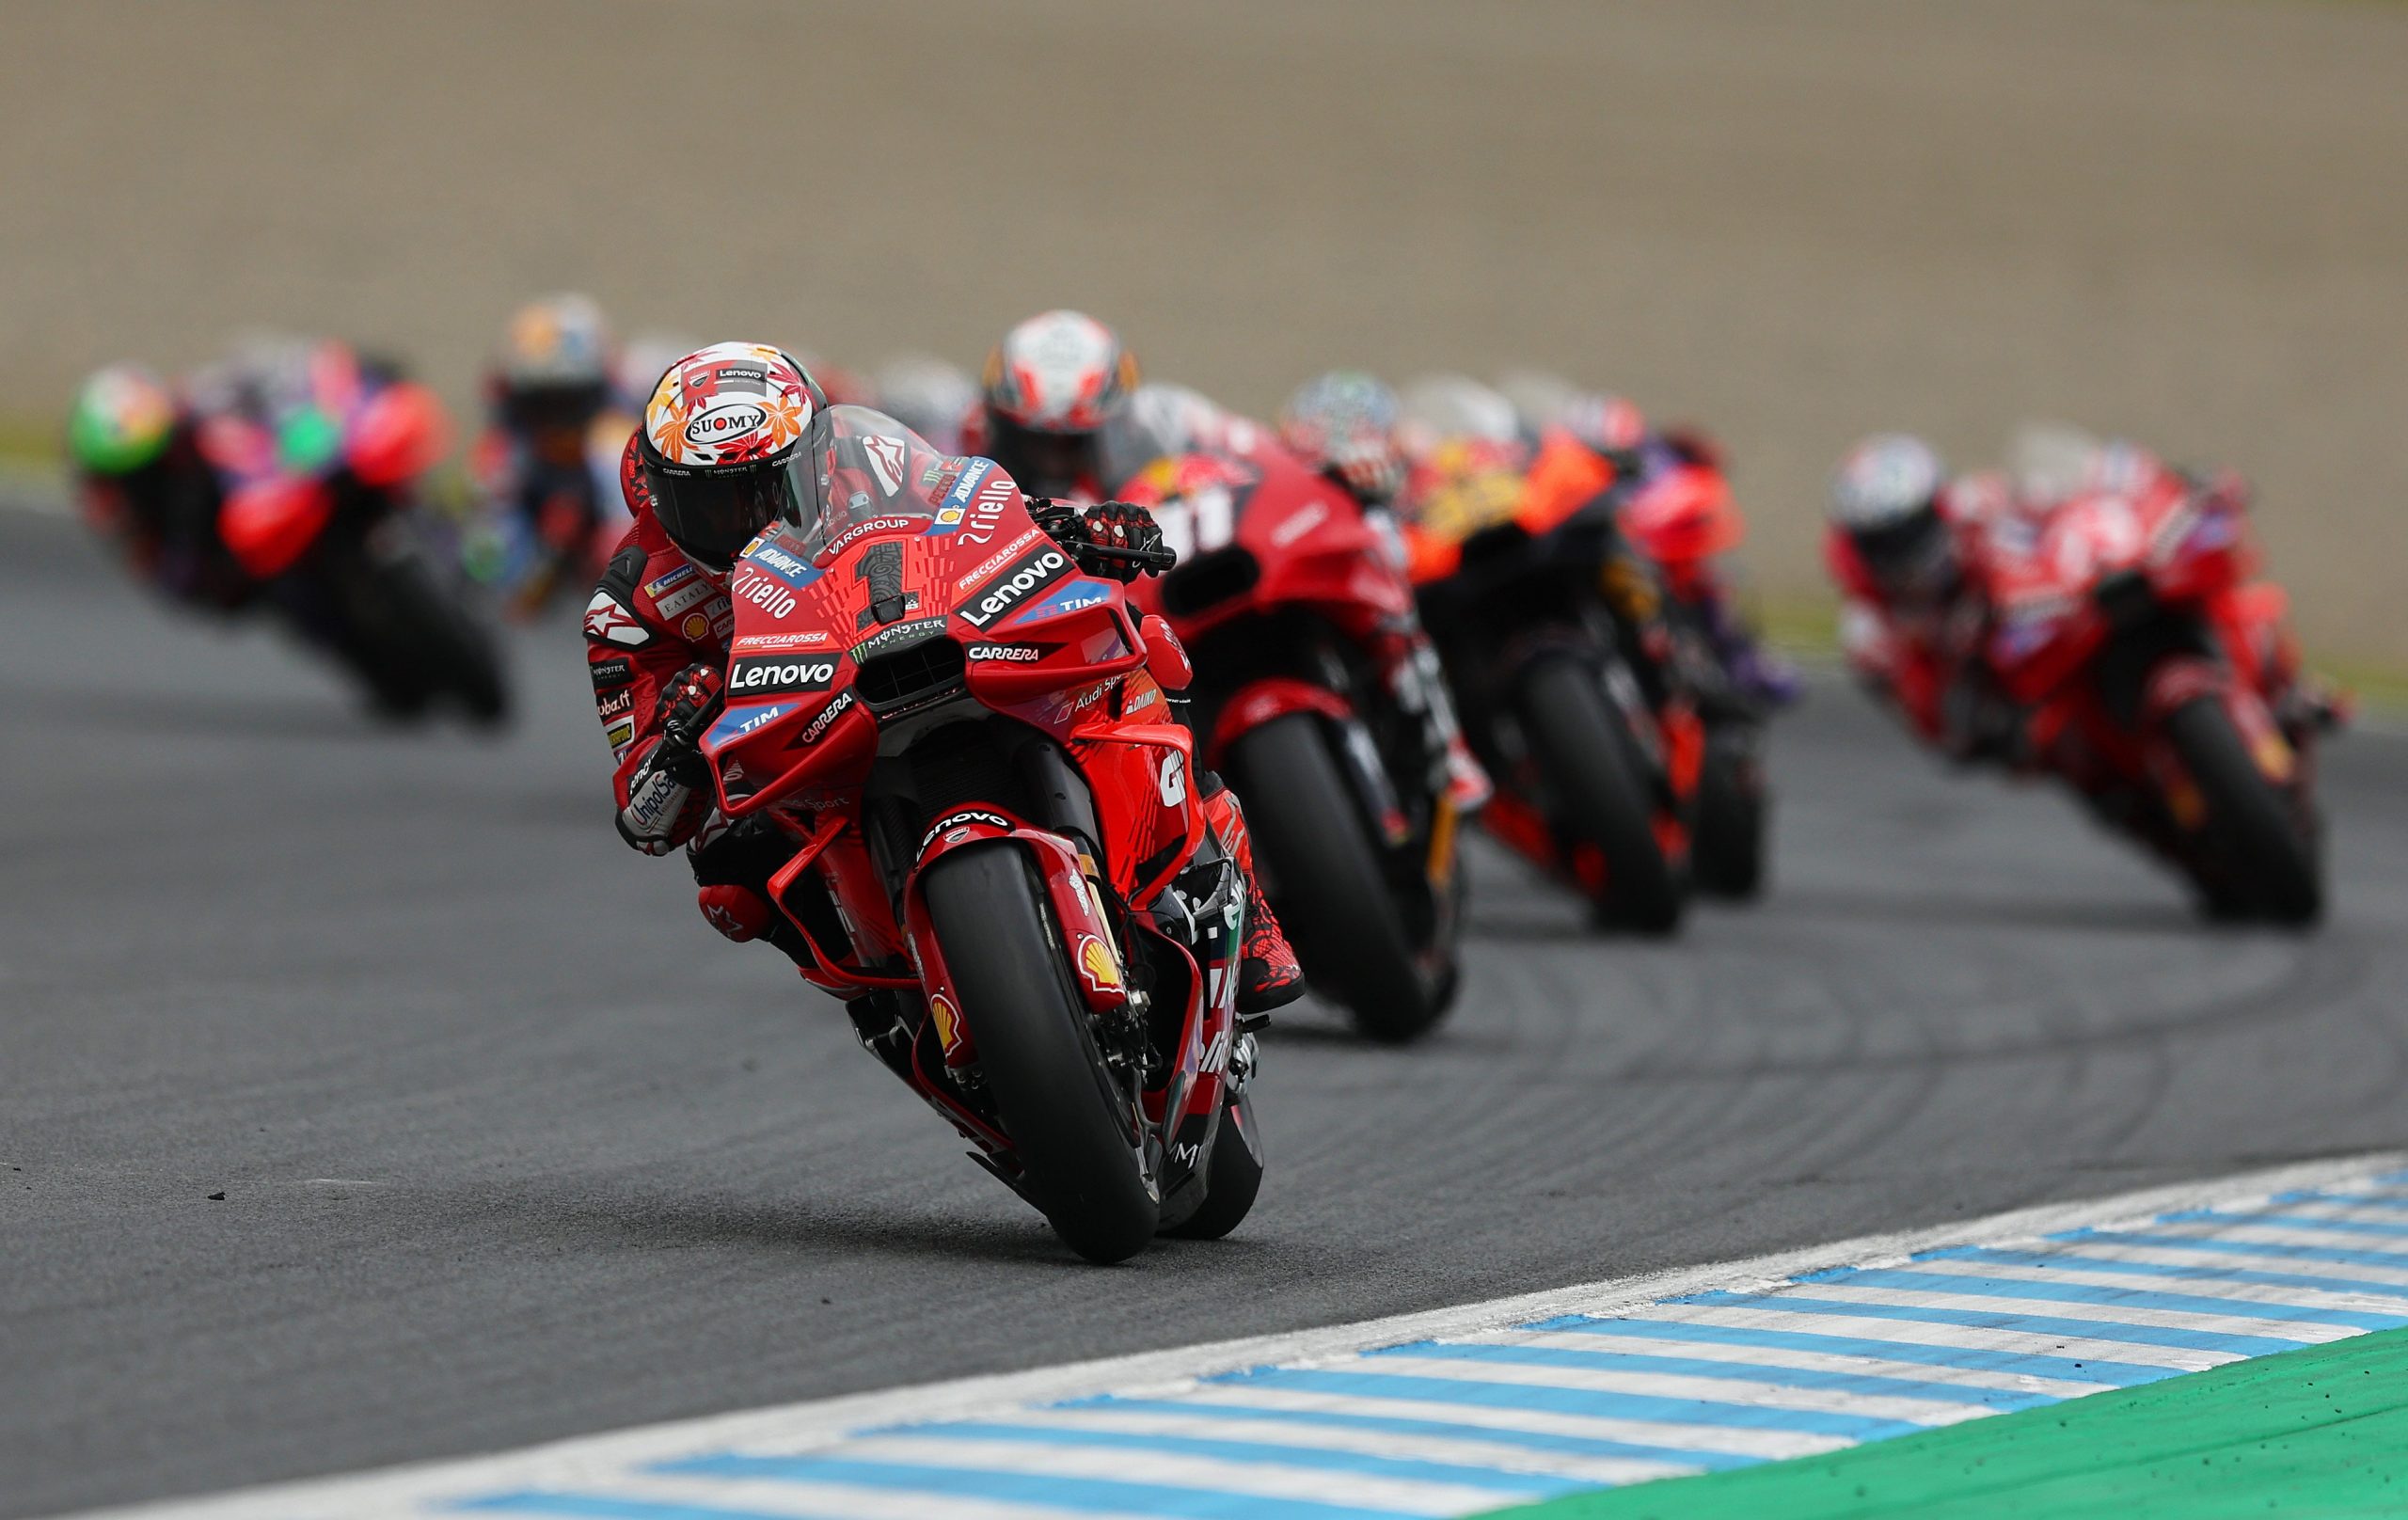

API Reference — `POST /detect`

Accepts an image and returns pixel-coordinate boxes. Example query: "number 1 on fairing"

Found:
[1153,486,1236,562]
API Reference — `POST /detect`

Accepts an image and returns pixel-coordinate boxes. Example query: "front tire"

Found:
[2162,697,2322,926]
[1228,712,1448,1043]
[1517,656,1687,934]
[923,846,1160,1262]
[376,557,511,726]
[1164,1094,1264,1241]
[1693,730,1767,900]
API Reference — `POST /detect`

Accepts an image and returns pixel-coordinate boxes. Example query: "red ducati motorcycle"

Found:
[692,406,1263,1262]
[1120,447,1468,1043]
[210,349,510,722]
[1979,466,2332,923]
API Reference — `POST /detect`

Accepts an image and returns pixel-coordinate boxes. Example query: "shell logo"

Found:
[1077,934,1123,994]
[929,991,965,1056]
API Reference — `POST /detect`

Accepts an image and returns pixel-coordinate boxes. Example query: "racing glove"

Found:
[1032,499,1173,582]
[615,662,724,855]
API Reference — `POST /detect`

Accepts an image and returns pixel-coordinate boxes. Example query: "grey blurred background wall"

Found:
[4,0,2402,658]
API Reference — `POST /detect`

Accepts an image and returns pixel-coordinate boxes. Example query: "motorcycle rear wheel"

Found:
[1229,712,1450,1043]
[923,845,1160,1263]
[2162,697,2322,926]
[1517,656,1688,935]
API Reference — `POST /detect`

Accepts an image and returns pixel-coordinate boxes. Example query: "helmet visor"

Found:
[652,452,809,570]
[1853,506,1953,596]
[990,414,1101,498]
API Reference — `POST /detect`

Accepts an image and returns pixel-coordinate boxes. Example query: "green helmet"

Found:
[69,365,179,475]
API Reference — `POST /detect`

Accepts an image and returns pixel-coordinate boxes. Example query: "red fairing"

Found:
[219,477,334,579]
[1622,462,1741,591]
[1207,677,1354,768]
[1969,461,2313,818]
[348,382,452,488]
[1121,447,1416,648]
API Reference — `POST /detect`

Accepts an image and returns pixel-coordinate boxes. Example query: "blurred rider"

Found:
[1826,434,2020,762]
[589,340,1302,1012]
[471,293,629,609]
[1276,372,1492,808]
[1505,373,1797,707]
[965,310,1177,500]
[67,364,254,610]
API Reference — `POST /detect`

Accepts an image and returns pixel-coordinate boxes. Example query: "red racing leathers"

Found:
[1826,474,2013,756]
[584,431,739,853]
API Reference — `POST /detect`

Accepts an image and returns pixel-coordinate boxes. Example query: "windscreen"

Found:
[787,404,955,560]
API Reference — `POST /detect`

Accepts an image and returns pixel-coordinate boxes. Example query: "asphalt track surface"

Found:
[7,510,2407,1517]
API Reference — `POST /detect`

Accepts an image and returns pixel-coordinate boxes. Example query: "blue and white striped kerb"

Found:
[436,1171,2408,1520]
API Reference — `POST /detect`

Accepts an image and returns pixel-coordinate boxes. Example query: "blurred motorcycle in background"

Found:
[208,342,510,723]
[1613,435,1782,898]
[1978,451,2338,923]
[1401,419,1700,934]
[1121,443,1471,1043]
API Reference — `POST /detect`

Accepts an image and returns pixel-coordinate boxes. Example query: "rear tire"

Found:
[1164,1094,1264,1241]
[1517,657,1687,934]
[2162,697,2322,926]
[1228,713,1447,1044]
[923,845,1159,1262]
[1693,732,1767,900]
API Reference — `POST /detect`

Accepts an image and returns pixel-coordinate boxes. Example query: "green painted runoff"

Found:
[1475,1326,2408,1519]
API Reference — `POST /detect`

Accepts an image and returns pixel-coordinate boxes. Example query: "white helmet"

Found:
[1831,435,1955,597]
[1830,434,1945,532]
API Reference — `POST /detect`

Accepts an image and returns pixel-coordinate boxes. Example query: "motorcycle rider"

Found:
[468,293,631,610]
[67,363,254,610]
[1827,433,2021,762]
[590,340,1302,1012]
[1273,372,1497,809]
[1503,373,1798,708]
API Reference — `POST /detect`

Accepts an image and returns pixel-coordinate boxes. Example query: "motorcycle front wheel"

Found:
[1693,725,1768,900]
[2162,697,2322,926]
[1516,655,1688,934]
[923,845,1160,1263]
[1228,711,1450,1043]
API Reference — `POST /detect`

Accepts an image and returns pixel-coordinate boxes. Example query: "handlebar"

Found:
[1078,541,1180,575]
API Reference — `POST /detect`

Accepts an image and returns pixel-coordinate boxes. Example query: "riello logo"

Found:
[684,404,768,446]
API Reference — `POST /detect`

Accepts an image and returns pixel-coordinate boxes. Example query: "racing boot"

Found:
[1239,874,1305,1017]
[1203,782,1305,1016]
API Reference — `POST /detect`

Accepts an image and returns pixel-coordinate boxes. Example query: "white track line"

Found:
[62,1151,2407,1519]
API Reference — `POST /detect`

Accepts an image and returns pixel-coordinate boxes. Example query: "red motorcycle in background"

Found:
[1978,465,2331,923]
[1616,438,1776,898]
[1120,446,1470,1043]
[208,349,510,722]
[691,406,1263,1263]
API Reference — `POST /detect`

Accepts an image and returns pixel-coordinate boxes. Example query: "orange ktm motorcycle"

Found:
[1403,434,1702,934]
